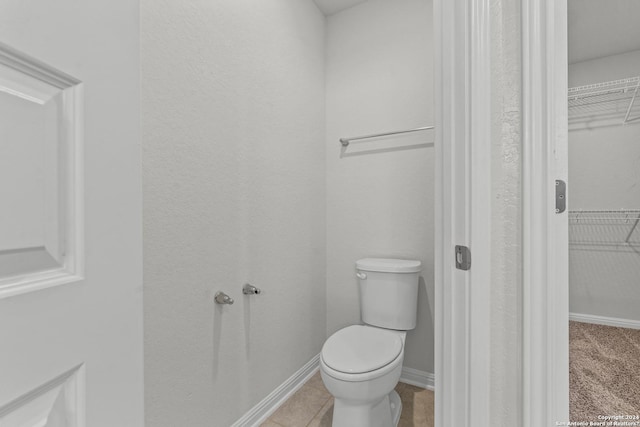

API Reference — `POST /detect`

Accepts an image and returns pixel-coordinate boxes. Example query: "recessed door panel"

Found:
[0,45,82,298]
[0,365,84,427]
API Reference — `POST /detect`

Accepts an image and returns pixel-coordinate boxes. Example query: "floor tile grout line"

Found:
[304,373,329,393]
[303,394,333,427]
[305,383,329,392]
[267,383,332,427]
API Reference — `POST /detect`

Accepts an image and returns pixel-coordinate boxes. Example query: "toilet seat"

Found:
[322,325,402,374]
[321,325,404,382]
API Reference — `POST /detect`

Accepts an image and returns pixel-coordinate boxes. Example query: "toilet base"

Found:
[331,390,402,427]
[389,390,402,426]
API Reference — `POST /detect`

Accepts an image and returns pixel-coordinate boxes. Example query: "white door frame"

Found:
[437,0,569,425]
[522,0,569,425]
[435,0,492,425]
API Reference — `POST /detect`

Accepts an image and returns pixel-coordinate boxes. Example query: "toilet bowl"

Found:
[320,258,421,427]
[320,325,406,427]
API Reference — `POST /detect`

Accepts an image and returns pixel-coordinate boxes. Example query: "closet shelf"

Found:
[568,77,640,124]
[569,209,640,222]
[569,209,640,245]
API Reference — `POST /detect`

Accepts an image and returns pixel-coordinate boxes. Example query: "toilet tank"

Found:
[356,258,421,330]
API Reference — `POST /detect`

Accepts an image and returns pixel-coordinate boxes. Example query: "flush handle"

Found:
[356,272,367,280]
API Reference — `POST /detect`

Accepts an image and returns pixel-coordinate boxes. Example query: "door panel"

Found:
[0,1,143,426]
[0,365,84,427]
[0,44,83,297]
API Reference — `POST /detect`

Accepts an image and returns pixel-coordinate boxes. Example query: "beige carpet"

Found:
[570,321,640,422]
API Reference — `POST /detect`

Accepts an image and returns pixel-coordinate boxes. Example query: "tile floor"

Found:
[261,371,435,427]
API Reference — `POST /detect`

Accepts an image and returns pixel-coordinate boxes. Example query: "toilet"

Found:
[320,258,421,427]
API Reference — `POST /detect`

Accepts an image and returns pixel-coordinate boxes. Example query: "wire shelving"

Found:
[568,77,640,124]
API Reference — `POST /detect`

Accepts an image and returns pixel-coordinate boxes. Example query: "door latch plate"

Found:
[455,245,471,271]
[555,180,566,214]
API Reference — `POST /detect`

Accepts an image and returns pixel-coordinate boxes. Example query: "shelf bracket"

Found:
[625,217,640,244]
[623,80,640,124]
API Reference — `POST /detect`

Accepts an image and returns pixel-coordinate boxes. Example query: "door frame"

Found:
[437,0,569,425]
[435,0,492,425]
[521,0,569,425]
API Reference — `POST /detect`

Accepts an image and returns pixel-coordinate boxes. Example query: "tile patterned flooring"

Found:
[261,372,435,427]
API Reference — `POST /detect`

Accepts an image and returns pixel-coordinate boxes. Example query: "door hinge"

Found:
[455,245,471,270]
[555,180,566,214]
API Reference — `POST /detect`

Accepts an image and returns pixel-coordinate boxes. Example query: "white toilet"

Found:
[320,258,421,427]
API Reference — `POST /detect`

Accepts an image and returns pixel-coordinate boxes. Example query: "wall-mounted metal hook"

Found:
[215,291,234,305]
[242,283,261,295]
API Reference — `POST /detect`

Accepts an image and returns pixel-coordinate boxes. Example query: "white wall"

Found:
[325,0,434,373]
[568,50,640,321]
[569,48,640,86]
[141,1,326,426]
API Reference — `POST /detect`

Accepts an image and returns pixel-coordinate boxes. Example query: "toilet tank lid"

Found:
[356,258,421,273]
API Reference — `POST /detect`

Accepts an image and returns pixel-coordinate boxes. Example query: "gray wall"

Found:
[568,49,640,321]
[325,0,435,374]
[141,1,326,426]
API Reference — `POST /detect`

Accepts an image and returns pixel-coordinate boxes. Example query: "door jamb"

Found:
[521,0,569,425]
[435,0,492,425]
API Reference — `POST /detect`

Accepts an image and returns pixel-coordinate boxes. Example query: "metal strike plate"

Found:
[555,180,566,214]
[455,245,471,271]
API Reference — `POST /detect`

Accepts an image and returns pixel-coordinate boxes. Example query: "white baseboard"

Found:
[400,367,434,391]
[570,312,640,330]
[231,354,320,427]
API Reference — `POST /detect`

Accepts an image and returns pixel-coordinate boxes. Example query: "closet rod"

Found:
[340,126,434,147]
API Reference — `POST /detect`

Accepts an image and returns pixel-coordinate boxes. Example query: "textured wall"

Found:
[568,50,640,321]
[141,1,326,426]
[569,48,640,86]
[325,0,434,373]
[490,0,522,424]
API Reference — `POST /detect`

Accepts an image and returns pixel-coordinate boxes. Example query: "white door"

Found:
[0,1,143,426]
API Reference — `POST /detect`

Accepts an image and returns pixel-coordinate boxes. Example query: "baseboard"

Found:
[230,354,320,427]
[570,312,640,330]
[400,366,434,391]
